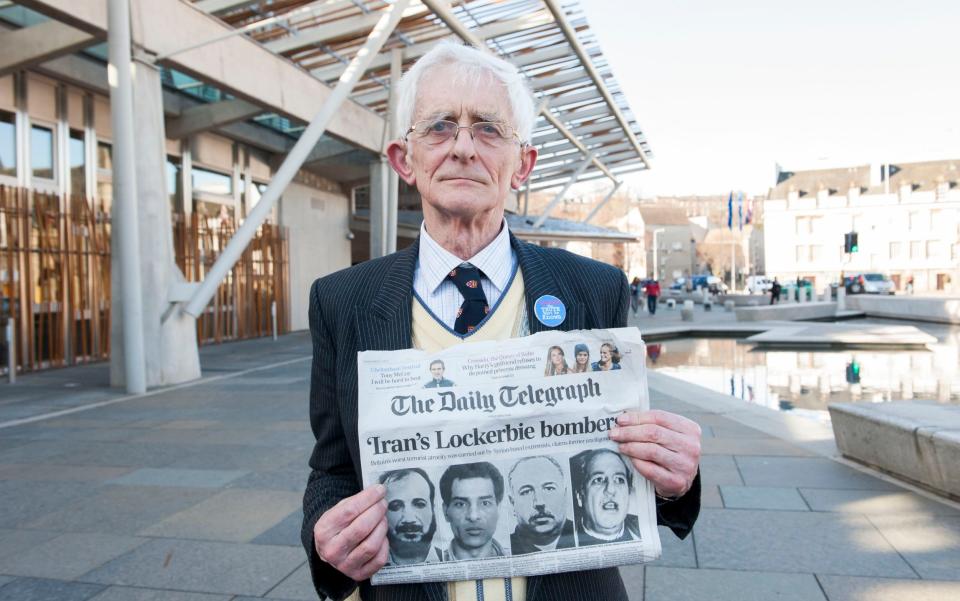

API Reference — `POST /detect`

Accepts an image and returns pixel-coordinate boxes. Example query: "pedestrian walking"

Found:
[629,276,641,316]
[644,279,661,315]
[770,277,781,305]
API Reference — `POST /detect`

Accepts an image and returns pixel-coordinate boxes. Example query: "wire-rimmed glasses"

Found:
[405,119,523,149]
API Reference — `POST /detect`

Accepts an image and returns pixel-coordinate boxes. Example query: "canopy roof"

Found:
[193,0,652,190]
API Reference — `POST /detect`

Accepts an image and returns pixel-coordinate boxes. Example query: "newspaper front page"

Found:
[358,327,661,585]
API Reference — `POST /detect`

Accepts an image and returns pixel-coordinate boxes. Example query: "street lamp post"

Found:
[652,228,665,281]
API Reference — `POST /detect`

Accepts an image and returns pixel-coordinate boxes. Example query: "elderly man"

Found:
[380,468,443,565]
[439,462,506,560]
[303,41,701,601]
[508,456,575,554]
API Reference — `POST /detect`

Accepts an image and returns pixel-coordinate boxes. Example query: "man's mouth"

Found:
[601,501,619,511]
[397,524,423,539]
[531,512,554,525]
[465,528,486,536]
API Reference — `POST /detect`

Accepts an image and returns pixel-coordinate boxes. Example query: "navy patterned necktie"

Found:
[447,263,489,335]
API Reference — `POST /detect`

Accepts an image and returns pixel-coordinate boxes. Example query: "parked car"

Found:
[845,273,895,295]
[746,275,773,294]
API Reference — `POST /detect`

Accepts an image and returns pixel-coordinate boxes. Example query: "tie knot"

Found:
[446,264,486,300]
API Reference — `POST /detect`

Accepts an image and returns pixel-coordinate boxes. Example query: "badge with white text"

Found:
[533,295,566,327]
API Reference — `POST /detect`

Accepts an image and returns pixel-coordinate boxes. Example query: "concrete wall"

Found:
[279,180,351,332]
[845,295,960,325]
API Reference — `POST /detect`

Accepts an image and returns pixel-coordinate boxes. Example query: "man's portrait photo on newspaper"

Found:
[423,359,454,388]
[570,449,641,546]
[440,462,510,560]
[380,468,443,566]
[508,456,576,554]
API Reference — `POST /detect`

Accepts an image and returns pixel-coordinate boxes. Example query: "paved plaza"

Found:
[1,318,959,600]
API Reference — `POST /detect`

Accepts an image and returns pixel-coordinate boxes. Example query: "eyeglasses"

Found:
[405,119,522,148]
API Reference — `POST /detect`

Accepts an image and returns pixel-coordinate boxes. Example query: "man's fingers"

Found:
[610,423,701,456]
[627,457,691,497]
[616,410,702,437]
[322,498,387,566]
[339,520,389,579]
[349,534,391,582]
[314,485,385,548]
[618,441,698,476]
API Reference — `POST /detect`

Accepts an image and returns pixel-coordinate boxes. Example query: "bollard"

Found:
[681,300,695,321]
[271,301,278,341]
[666,298,676,310]
[4,319,14,384]
[724,300,736,312]
[703,299,713,311]
[837,286,846,311]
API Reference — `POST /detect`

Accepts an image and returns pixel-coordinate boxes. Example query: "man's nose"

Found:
[466,503,481,521]
[450,125,477,160]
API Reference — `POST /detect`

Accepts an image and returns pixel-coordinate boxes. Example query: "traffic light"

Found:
[844,232,859,253]
[845,361,861,384]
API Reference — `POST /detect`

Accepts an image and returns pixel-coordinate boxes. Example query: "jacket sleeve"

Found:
[300,280,362,601]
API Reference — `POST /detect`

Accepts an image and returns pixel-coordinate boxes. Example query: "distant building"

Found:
[637,206,706,284]
[764,160,960,294]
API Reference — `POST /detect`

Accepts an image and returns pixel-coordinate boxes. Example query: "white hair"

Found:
[394,41,537,144]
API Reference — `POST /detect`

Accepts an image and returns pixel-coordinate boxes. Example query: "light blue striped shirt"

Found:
[413,220,517,330]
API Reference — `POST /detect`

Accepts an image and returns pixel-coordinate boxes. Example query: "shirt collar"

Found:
[418,219,514,296]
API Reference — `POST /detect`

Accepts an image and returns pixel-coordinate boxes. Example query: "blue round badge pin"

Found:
[533,295,566,327]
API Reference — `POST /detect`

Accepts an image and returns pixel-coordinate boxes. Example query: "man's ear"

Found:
[386,139,416,185]
[510,144,538,190]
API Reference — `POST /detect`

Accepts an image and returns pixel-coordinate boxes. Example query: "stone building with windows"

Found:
[763,160,960,294]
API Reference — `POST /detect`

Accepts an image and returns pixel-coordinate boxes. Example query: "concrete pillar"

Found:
[110,57,200,388]
[837,286,846,311]
[369,157,390,259]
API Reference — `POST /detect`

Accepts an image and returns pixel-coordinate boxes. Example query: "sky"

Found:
[576,0,960,197]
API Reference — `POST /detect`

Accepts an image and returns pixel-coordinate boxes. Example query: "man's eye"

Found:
[452,500,465,509]
[589,475,604,487]
[544,484,557,492]
[614,475,627,486]
[481,499,494,507]
[428,120,453,133]
[388,500,402,511]
[413,499,428,508]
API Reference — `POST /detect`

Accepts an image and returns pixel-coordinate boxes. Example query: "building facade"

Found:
[764,161,960,294]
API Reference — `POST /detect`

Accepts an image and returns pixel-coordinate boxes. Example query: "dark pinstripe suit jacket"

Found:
[301,234,700,601]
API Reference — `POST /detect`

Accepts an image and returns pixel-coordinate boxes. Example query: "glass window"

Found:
[31,124,54,180]
[0,111,15,177]
[166,157,181,212]
[795,246,805,262]
[910,240,924,259]
[192,166,232,196]
[889,242,902,259]
[927,240,943,258]
[97,141,112,171]
[69,129,85,196]
[247,181,268,210]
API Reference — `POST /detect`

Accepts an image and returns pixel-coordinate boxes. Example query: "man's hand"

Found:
[314,485,389,581]
[609,410,701,499]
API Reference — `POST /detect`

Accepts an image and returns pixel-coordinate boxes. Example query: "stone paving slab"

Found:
[700,484,723,508]
[816,574,960,601]
[0,480,101,528]
[0,577,106,601]
[139,489,303,543]
[25,486,218,535]
[644,566,826,601]
[799,488,960,516]
[263,563,314,600]
[0,577,12,588]
[0,464,133,483]
[80,539,305,597]
[251,509,304,548]
[88,587,231,600]
[734,456,902,491]
[226,469,310,492]
[619,564,645,601]
[648,526,697,569]
[108,468,248,489]
[701,436,815,456]
[0,529,60,561]
[697,455,743,487]
[866,514,960,580]
[0,533,146,580]
[694,508,918,577]
[719,486,809,511]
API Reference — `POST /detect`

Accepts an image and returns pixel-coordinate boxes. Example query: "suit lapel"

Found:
[355,239,418,352]
[512,234,585,333]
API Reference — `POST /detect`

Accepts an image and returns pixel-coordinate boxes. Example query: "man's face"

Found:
[385,472,436,550]
[510,458,566,537]
[430,363,444,379]
[575,351,589,367]
[389,63,536,222]
[444,476,499,550]
[580,452,630,533]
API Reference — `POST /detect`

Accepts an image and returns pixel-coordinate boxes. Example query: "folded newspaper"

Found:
[358,327,661,584]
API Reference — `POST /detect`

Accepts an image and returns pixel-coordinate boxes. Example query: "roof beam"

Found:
[266,3,431,54]
[18,0,386,153]
[0,20,98,77]
[194,0,261,14]
[542,0,650,169]
[165,98,262,140]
